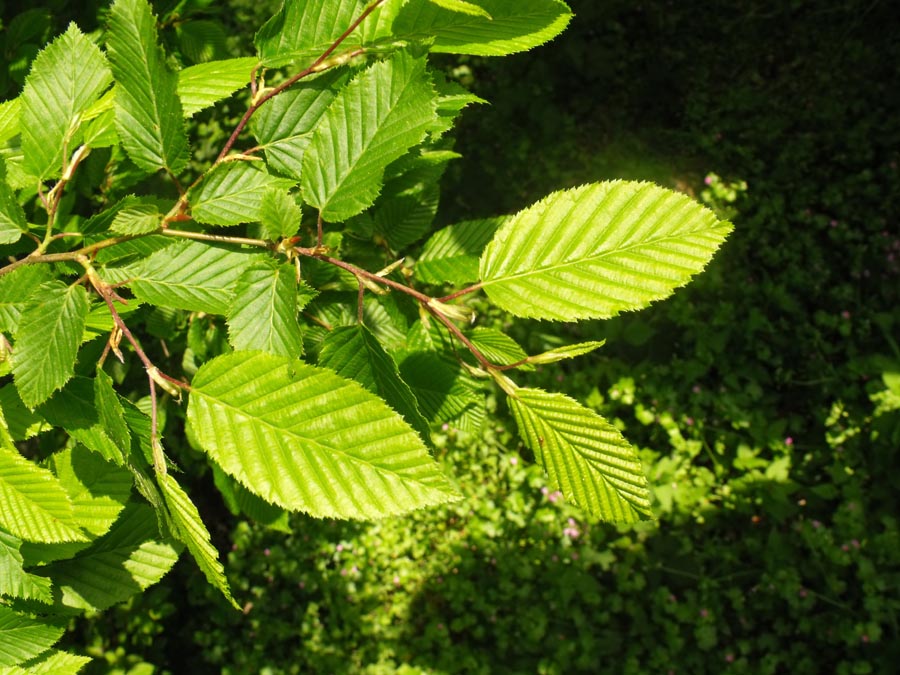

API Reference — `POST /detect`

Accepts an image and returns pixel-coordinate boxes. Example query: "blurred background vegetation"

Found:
[3,0,899,672]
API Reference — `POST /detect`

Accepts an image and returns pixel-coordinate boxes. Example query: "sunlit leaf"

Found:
[187,351,460,519]
[509,387,653,522]
[480,181,733,321]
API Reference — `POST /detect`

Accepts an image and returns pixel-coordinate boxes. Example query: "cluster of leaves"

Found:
[0,0,734,669]
[63,1,899,672]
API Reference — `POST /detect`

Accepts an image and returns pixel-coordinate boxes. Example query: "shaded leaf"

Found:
[480,181,733,321]
[36,501,179,612]
[259,188,303,240]
[109,202,161,235]
[320,325,433,446]
[0,180,26,245]
[0,530,53,604]
[187,351,460,519]
[0,266,51,333]
[508,387,653,522]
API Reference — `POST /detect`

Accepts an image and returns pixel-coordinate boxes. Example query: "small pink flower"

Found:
[830,219,839,228]
[510,456,518,466]
[842,544,849,552]
[441,423,449,431]
[798,588,808,598]
[393,576,400,585]
[841,310,851,319]
[263,548,271,556]
[685,417,694,426]
[725,653,735,663]
[548,490,562,503]
[541,486,549,496]
[812,520,821,529]
[862,634,870,643]
[298,581,305,589]
[852,539,860,548]
[336,543,344,552]
[704,175,713,185]
[692,385,702,394]
[785,437,794,446]
[700,608,709,619]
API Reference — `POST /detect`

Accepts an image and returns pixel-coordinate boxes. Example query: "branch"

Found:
[216,0,386,162]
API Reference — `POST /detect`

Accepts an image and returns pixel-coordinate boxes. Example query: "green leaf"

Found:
[82,107,118,149]
[158,473,237,608]
[320,325,433,446]
[259,189,303,240]
[187,351,460,519]
[109,202,162,235]
[252,69,347,181]
[190,163,295,226]
[226,261,306,358]
[0,607,64,668]
[11,282,90,408]
[0,99,21,147]
[0,530,53,603]
[126,240,265,315]
[467,327,532,369]
[94,370,131,459]
[0,180,26,245]
[370,150,457,250]
[37,377,127,466]
[508,387,652,522]
[416,217,503,285]
[20,24,112,178]
[0,444,86,544]
[0,266,51,333]
[394,0,572,55]
[47,446,132,539]
[479,181,733,321]
[302,51,438,222]
[178,57,256,117]
[527,340,605,365]
[36,501,179,612]
[429,0,493,18]
[176,19,227,64]
[0,385,46,441]
[107,0,190,174]
[8,649,90,674]
[255,0,370,68]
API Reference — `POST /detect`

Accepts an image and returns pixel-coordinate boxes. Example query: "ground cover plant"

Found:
[0,0,740,670]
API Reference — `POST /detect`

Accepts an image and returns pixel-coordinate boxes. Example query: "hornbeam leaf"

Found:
[187,351,460,519]
[8,649,91,673]
[479,181,733,321]
[259,189,304,240]
[0,607,64,668]
[36,501,179,612]
[252,69,348,181]
[0,530,53,604]
[416,216,504,285]
[126,240,265,315]
[319,325,433,446]
[255,0,369,68]
[226,261,307,358]
[0,267,52,333]
[466,327,532,370]
[190,163,295,226]
[301,51,438,222]
[0,99,20,146]
[0,444,86,544]
[107,0,190,174]
[429,0,493,18]
[0,180,26,245]
[527,340,605,365]
[20,24,112,178]
[508,387,653,522]
[11,282,90,409]
[159,473,238,609]
[177,57,256,117]
[394,0,572,56]
[109,202,162,235]
[47,446,132,539]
